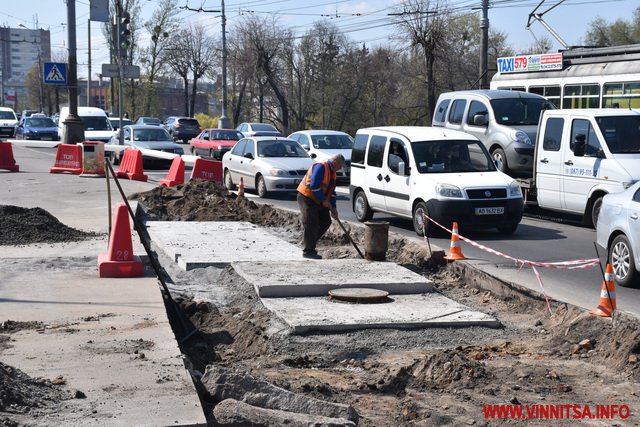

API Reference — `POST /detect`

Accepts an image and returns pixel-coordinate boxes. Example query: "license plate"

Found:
[475,207,504,215]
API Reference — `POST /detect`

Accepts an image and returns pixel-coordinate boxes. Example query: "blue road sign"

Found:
[43,63,67,85]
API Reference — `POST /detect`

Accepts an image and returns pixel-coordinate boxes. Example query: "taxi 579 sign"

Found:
[496,53,563,74]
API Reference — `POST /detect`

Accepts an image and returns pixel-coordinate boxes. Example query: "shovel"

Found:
[335,217,365,259]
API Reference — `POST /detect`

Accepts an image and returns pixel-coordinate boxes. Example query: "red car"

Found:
[189,128,245,160]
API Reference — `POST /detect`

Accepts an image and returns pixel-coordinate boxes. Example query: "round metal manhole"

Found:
[328,288,391,304]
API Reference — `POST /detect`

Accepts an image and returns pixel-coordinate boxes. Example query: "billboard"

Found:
[496,53,563,74]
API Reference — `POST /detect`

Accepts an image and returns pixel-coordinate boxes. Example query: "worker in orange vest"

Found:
[296,154,345,259]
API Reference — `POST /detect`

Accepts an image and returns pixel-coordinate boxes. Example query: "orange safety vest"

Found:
[297,161,336,205]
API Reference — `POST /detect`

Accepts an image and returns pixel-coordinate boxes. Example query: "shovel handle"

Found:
[336,217,365,259]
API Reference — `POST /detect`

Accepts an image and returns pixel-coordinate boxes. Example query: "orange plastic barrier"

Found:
[191,158,222,183]
[0,141,19,172]
[444,221,466,261]
[116,148,148,182]
[592,263,616,318]
[160,156,185,187]
[50,144,82,174]
[98,203,144,278]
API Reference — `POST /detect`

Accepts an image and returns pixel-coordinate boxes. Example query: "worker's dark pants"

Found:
[297,193,331,254]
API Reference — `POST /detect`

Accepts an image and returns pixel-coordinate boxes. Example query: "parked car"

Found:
[288,130,353,183]
[163,116,202,143]
[108,117,133,131]
[596,180,640,288]
[109,124,184,167]
[350,126,524,236]
[222,136,312,198]
[135,116,162,126]
[236,122,282,137]
[15,116,59,140]
[190,128,244,159]
[0,107,18,138]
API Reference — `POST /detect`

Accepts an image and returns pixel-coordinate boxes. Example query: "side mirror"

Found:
[573,134,586,157]
[244,152,254,160]
[473,114,488,126]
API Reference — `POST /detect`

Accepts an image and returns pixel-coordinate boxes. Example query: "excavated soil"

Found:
[2,180,639,426]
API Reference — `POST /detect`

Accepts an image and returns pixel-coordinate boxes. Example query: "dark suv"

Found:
[163,116,202,143]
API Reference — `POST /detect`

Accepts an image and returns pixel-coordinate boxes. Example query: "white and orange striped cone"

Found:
[591,263,616,317]
[444,221,466,261]
[238,177,245,197]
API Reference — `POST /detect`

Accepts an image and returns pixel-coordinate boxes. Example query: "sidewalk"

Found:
[0,145,206,426]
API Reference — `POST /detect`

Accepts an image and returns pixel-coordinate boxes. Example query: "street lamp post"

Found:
[62,0,85,144]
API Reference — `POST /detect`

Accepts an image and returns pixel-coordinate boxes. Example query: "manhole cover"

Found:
[328,288,391,304]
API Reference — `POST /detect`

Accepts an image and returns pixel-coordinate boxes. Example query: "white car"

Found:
[109,124,184,167]
[288,130,353,183]
[236,122,282,138]
[222,136,312,198]
[596,181,640,287]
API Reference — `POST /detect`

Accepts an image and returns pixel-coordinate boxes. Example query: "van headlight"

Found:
[437,183,463,198]
[511,129,532,145]
[270,168,287,176]
[509,180,522,197]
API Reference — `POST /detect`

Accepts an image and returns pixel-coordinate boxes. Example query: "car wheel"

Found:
[584,195,603,229]
[257,175,268,198]
[491,148,510,175]
[497,223,518,234]
[224,170,235,191]
[610,234,640,288]
[353,191,373,222]
[412,201,431,237]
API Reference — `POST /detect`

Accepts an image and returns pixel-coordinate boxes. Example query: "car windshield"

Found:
[412,140,495,173]
[258,140,308,157]
[26,118,55,127]
[311,134,353,149]
[133,128,172,142]
[0,111,15,120]
[596,115,640,154]
[490,97,550,126]
[211,130,243,140]
[80,116,112,131]
[252,123,278,132]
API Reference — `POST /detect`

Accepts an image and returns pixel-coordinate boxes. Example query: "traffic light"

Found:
[118,12,131,59]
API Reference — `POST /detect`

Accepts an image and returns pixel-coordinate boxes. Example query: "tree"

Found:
[585,7,640,46]
[139,0,180,116]
[394,0,448,122]
[185,25,216,117]
[164,29,191,115]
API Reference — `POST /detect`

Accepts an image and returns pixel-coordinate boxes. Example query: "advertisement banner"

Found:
[496,53,563,74]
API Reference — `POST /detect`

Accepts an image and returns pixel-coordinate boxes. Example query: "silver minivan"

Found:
[432,90,553,176]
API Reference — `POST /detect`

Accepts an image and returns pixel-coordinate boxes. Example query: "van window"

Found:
[366,135,387,168]
[387,139,408,175]
[542,118,563,151]
[490,97,548,126]
[80,116,112,131]
[570,119,601,155]
[596,115,640,154]
[352,133,369,164]
[448,100,466,124]
[467,101,488,126]
[412,140,494,173]
[433,99,450,123]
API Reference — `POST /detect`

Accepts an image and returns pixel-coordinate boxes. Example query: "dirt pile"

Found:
[0,362,69,415]
[0,205,96,246]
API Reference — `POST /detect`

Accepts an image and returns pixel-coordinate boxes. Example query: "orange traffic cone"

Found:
[98,203,144,278]
[591,263,616,317]
[238,177,245,197]
[444,221,465,261]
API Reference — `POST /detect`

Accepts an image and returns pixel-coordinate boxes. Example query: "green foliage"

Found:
[194,113,218,129]
[585,7,640,46]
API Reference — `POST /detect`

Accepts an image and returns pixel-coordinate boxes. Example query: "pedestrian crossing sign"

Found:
[43,62,67,85]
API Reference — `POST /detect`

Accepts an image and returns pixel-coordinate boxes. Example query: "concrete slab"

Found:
[146,221,304,270]
[232,260,433,298]
[261,294,500,334]
[0,268,206,427]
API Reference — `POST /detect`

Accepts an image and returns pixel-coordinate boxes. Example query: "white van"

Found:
[432,90,552,176]
[0,107,18,138]
[528,109,640,227]
[350,126,524,236]
[58,106,114,143]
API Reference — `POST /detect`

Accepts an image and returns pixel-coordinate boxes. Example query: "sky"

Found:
[1,0,637,81]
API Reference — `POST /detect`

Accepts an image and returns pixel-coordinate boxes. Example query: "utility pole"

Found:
[62,0,84,144]
[87,19,91,107]
[182,2,231,128]
[479,0,489,89]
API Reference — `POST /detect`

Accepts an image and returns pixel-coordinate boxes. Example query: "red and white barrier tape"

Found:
[422,213,600,315]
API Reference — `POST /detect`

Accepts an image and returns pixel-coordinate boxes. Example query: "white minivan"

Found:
[58,106,114,143]
[350,126,524,236]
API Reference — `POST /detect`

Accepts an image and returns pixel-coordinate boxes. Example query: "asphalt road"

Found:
[5,144,638,316]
